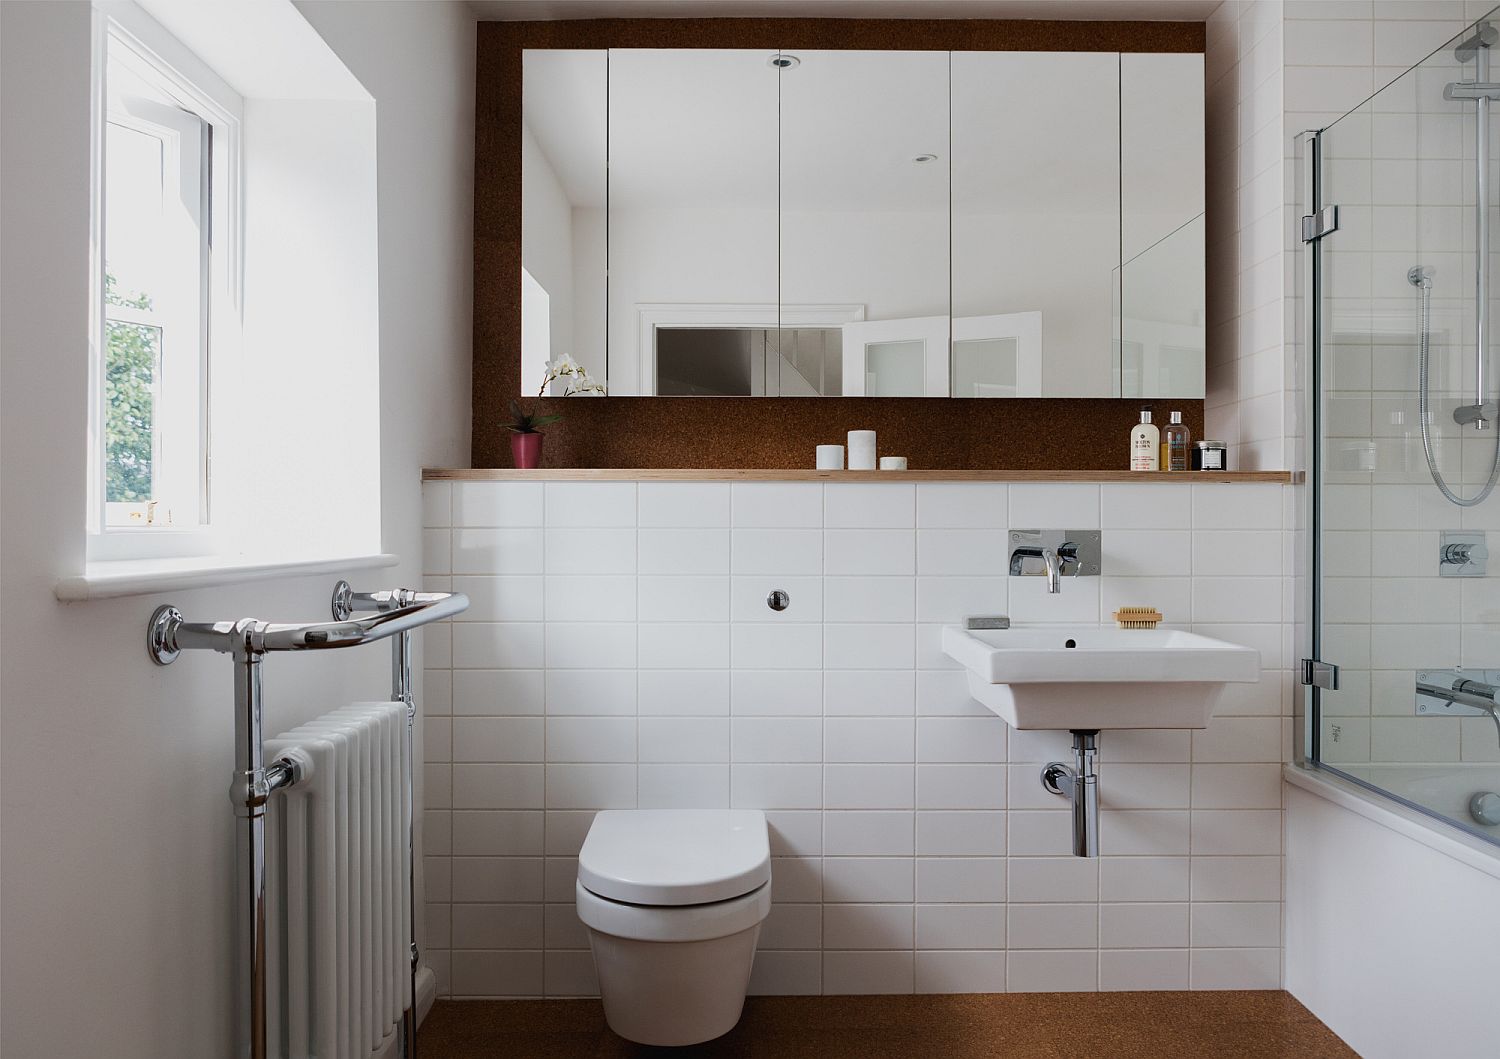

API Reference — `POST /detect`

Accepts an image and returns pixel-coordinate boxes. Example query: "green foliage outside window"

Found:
[104,272,157,503]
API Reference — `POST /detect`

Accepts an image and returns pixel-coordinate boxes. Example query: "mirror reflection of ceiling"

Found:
[524,49,1125,213]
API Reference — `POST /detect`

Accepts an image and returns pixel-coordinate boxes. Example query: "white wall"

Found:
[421,478,1292,998]
[0,3,474,1055]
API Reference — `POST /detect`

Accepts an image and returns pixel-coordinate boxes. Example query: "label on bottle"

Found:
[1131,431,1158,471]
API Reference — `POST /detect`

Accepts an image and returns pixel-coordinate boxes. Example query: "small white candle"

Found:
[848,430,877,470]
[879,456,908,471]
[816,444,845,470]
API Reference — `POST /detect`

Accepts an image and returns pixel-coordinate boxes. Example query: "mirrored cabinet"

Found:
[520,47,1204,400]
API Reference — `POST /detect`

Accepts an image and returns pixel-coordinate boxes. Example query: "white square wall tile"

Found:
[916,951,1006,993]
[1009,484,1101,529]
[638,529,730,575]
[824,811,914,856]
[731,717,822,762]
[822,857,914,903]
[916,483,1007,528]
[916,529,1007,575]
[825,483,915,528]
[825,577,915,623]
[824,529,915,576]
[544,482,636,527]
[454,576,545,623]
[731,483,823,527]
[454,482,544,527]
[731,670,823,715]
[1006,950,1098,992]
[638,482,730,527]
[825,718,914,763]
[638,717,730,763]
[1098,949,1189,991]
[638,669,730,716]
[544,575,635,622]
[422,481,452,527]
[916,904,1005,949]
[453,528,544,575]
[1007,904,1098,949]
[733,529,823,575]
[545,717,635,763]
[823,951,914,994]
[545,764,636,809]
[638,576,729,623]
[824,624,916,670]
[824,670,916,716]
[733,624,823,670]
[916,857,1005,903]
[544,670,635,716]
[823,904,914,949]
[639,622,730,669]
[543,623,636,670]
[424,529,451,575]
[1100,483,1191,529]
[824,764,914,810]
[1191,483,1283,529]
[730,764,822,809]
[916,576,1008,623]
[543,528,636,574]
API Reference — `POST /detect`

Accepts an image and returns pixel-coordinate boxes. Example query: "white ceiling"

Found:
[476,0,1217,21]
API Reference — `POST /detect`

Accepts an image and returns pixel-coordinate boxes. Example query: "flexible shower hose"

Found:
[1415,273,1500,506]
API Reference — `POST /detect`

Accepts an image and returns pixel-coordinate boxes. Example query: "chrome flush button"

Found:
[767,590,790,612]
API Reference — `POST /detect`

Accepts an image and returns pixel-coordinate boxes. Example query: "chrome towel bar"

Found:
[147,581,468,1059]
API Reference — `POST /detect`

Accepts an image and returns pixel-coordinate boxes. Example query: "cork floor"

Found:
[417,992,1357,1058]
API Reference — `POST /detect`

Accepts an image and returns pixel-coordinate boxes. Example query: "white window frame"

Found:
[88,2,243,562]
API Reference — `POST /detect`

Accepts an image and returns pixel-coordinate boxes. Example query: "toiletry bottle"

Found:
[1162,410,1191,471]
[1130,409,1160,471]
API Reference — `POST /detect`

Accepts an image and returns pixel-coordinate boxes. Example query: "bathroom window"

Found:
[89,6,240,560]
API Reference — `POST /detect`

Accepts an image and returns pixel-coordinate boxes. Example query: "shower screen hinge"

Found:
[1301,205,1340,243]
[1301,658,1341,690]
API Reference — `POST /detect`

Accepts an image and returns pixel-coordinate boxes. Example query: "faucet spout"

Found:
[1041,548,1062,593]
[1008,545,1063,593]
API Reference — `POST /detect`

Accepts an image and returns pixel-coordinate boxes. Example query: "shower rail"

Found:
[147,583,469,1059]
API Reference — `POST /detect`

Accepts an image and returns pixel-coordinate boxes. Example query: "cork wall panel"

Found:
[473,18,1208,471]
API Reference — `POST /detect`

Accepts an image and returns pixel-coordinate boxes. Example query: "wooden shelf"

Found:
[424,468,1298,483]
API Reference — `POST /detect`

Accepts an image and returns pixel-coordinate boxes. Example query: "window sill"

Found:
[55,552,399,602]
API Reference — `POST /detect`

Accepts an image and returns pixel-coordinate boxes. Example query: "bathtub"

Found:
[1284,764,1500,1059]
[1333,763,1500,846]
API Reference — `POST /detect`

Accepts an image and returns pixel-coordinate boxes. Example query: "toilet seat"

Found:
[578,809,770,906]
[576,878,772,943]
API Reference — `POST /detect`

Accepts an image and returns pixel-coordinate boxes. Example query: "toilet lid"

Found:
[578,810,770,906]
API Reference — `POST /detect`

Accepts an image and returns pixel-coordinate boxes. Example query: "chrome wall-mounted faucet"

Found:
[1008,530,1102,594]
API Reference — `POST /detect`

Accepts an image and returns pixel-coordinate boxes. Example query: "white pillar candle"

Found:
[816,444,845,470]
[847,430,877,470]
[879,456,908,470]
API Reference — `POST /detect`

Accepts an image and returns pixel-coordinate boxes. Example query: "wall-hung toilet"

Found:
[575,809,771,1046]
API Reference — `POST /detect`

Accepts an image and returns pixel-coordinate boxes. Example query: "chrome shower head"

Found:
[1409,265,1435,288]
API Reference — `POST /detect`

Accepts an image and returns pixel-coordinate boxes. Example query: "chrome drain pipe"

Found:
[1042,730,1100,858]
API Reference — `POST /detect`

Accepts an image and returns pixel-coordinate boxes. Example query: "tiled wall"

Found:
[418,479,1292,998]
[1206,0,1290,473]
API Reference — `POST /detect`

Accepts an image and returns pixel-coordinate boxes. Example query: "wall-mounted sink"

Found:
[941,624,1260,730]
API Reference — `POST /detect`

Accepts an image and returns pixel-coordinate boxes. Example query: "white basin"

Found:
[941,624,1260,730]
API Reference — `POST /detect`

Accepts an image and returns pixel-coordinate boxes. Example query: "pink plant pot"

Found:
[511,431,544,469]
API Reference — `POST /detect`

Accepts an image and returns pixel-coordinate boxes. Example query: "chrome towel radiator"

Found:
[148,580,468,1059]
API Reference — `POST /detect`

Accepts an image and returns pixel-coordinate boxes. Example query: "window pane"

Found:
[104,311,159,503]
